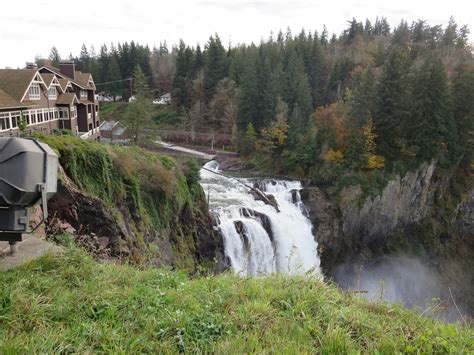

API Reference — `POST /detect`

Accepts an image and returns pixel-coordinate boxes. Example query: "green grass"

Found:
[1,248,472,353]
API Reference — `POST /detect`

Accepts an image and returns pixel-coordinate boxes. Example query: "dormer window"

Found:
[29,83,41,100]
[48,87,57,100]
[80,90,88,99]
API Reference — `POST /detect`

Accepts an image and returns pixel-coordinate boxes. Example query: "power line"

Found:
[95,78,132,86]
[95,74,155,86]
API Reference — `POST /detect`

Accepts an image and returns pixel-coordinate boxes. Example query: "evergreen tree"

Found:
[283,49,313,125]
[373,46,411,161]
[133,64,149,97]
[98,45,109,84]
[48,46,61,67]
[346,69,376,167]
[450,58,474,164]
[79,44,90,73]
[203,34,228,103]
[194,44,204,73]
[107,47,121,98]
[408,54,451,161]
[172,40,194,109]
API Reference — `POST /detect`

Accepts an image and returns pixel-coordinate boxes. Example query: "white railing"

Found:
[79,127,99,140]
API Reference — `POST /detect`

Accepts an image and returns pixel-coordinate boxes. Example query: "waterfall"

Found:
[200,161,320,277]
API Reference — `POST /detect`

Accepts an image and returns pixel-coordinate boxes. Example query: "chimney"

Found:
[25,62,38,70]
[59,60,75,80]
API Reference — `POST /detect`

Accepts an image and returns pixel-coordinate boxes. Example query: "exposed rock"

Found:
[45,165,226,273]
[240,208,274,242]
[301,161,474,315]
[234,220,250,252]
[248,189,280,212]
[290,189,299,204]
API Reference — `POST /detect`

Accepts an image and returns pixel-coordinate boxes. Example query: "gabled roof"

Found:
[39,66,88,90]
[0,69,39,101]
[40,73,55,88]
[0,89,37,109]
[56,93,79,105]
[75,72,96,90]
[58,78,72,92]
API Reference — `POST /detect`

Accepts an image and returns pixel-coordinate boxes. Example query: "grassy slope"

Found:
[35,135,208,269]
[1,248,472,353]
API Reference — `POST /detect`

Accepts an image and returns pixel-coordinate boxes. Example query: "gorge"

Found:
[201,159,473,321]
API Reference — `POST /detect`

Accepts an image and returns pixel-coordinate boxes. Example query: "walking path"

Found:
[156,141,216,161]
[0,235,62,271]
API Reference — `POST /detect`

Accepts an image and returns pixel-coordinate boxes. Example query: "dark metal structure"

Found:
[0,137,58,253]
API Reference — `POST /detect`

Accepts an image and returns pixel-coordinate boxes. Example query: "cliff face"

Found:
[301,162,474,314]
[40,136,225,272]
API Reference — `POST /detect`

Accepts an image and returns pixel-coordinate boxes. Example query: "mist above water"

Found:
[334,255,467,321]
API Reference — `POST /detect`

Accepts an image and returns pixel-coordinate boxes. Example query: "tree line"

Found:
[44,16,473,178]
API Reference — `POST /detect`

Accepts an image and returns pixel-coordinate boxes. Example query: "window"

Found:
[70,106,77,119]
[23,112,30,125]
[48,87,57,100]
[10,111,20,128]
[0,113,11,130]
[37,111,43,123]
[29,83,40,100]
[80,90,88,99]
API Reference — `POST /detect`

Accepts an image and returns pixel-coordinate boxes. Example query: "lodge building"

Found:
[0,61,100,138]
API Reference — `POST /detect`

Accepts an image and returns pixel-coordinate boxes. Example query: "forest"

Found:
[44,17,473,184]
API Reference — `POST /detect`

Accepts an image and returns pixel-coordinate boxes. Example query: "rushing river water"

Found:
[200,161,320,277]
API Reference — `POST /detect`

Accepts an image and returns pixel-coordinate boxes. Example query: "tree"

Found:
[172,40,194,109]
[106,51,121,98]
[450,58,474,164]
[203,34,228,103]
[283,49,312,134]
[373,46,411,161]
[48,46,61,67]
[209,78,238,133]
[241,122,257,156]
[79,44,90,73]
[132,64,149,97]
[122,96,154,144]
[345,68,376,168]
[408,54,451,162]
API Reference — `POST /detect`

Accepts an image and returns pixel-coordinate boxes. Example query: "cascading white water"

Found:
[200,161,320,277]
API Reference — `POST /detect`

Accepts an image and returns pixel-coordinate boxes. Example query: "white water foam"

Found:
[200,161,320,277]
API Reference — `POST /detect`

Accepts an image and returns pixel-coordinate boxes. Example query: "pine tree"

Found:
[283,49,312,128]
[107,49,121,98]
[203,34,228,103]
[98,45,109,84]
[48,46,61,67]
[172,40,194,109]
[346,69,376,168]
[450,58,474,164]
[373,46,411,161]
[133,64,149,97]
[79,44,90,73]
[408,54,451,161]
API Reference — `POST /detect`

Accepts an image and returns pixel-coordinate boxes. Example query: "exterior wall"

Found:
[77,105,88,132]
[1,67,100,138]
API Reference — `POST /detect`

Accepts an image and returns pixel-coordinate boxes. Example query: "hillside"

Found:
[36,134,224,271]
[0,248,472,353]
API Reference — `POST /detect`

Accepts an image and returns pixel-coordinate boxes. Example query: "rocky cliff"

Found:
[301,161,473,316]
[39,135,225,272]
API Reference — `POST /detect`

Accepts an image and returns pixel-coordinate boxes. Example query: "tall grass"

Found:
[1,248,472,353]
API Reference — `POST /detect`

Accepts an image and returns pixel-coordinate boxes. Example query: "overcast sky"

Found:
[0,0,472,69]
